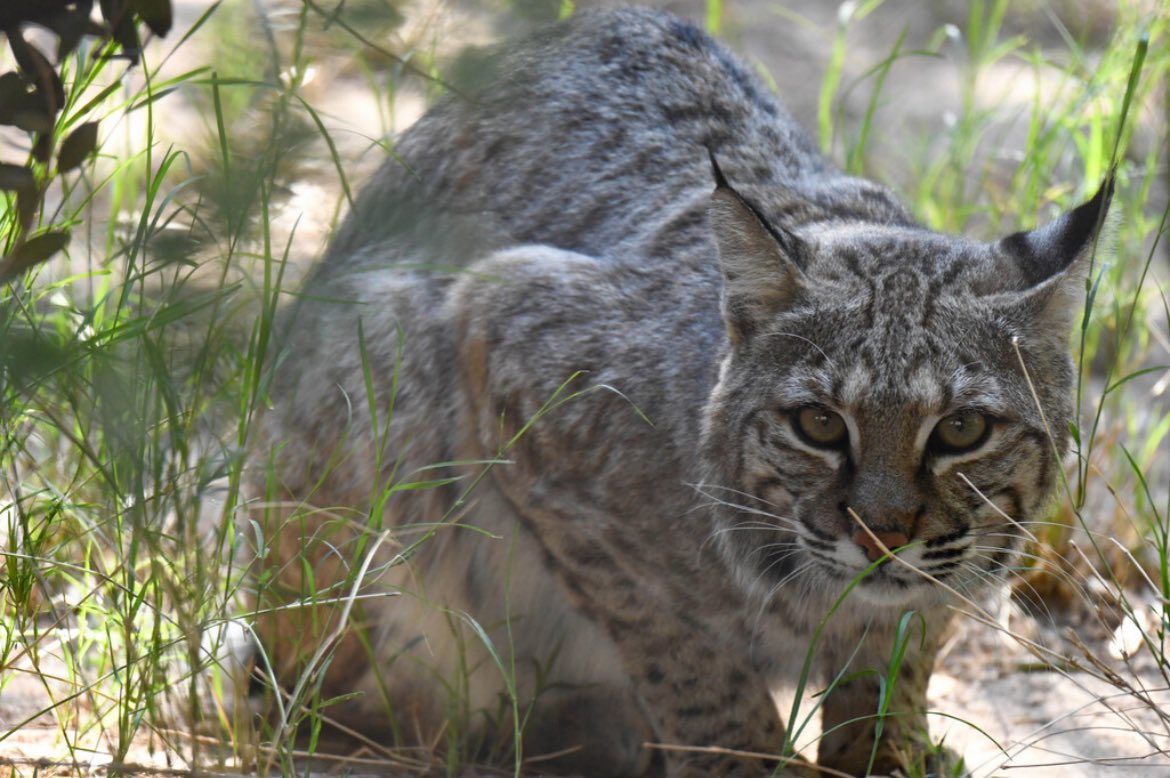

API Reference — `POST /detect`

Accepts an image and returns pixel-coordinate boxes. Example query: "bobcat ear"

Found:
[991,175,1114,335]
[707,150,808,346]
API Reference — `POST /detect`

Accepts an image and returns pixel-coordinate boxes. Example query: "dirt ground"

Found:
[5,609,1169,776]
[3,0,1169,775]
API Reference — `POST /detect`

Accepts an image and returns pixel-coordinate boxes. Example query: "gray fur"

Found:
[251,9,1109,776]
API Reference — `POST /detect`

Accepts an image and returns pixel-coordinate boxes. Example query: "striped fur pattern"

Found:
[252,9,1110,776]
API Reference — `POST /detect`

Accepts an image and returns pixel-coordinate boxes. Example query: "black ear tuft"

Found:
[987,173,1115,339]
[707,147,810,345]
[705,147,807,267]
[998,172,1114,286]
[707,145,731,191]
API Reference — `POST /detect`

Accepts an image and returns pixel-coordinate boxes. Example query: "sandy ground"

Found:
[5,608,1169,776]
[3,0,1169,775]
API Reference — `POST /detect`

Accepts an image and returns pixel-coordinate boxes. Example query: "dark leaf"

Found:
[54,7,107,60]
[0,231,70,284]
[0,71,52,132]
[0,163,35,192]
[100,0,142,64]
[0,0,76,29]
[111,19,143,63]
[98,0,128,24]
[130,0,173,38]
[16,186,39,232]
[13,104,54,134]
[32,132,53,163]
[8,33,66,111]
[57,122,99,172]
[0,72,28,108]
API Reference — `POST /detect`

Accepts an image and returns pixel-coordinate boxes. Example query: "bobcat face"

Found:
[707,261,1068,607]
[701,168,1110,610]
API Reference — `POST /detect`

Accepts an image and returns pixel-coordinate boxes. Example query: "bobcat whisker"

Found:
[693,495,803,556]
[750,560,822,634]
[968,524,1030,537]
[744,549,809,608]
[946,566,1006,610]
[994,577,1065,625]
[969,543,1042,564]
[710,522,802,541]
[738,541,800,582]
[760,558,821,603]
[953,558,1018,594]
[689,489,801,531]
[688,481,782,507]
[755,545,806,579]
[965,529,1031,548]
[735,519,798,531]
[702,521,800,560]
[965,539,1028,556]
[968,535,1033,554]
[696,497,799,526]
[957,472,1040,545]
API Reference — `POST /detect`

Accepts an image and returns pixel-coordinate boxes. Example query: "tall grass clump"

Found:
[1,0,483,773]
[0,0,346,771]
[0,0,270,770]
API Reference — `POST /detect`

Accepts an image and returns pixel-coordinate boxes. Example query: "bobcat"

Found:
[251,8,1110,776]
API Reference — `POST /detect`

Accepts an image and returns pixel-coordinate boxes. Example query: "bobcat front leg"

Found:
[449,246,790,775]
[817,609,951,776]
[506,499,787,777]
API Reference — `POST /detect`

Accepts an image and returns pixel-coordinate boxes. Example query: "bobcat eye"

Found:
[793,406,848,449]
[929,411,991,454]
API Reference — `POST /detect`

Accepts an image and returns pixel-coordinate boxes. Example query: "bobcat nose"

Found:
[851,529,909,562]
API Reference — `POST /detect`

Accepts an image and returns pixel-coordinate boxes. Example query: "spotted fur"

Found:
[252,9,1110,776]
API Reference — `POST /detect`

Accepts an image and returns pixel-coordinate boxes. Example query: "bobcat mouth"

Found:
[838,558,916,588]
[857,566,914,589]
[799,539,947,594]
[742,518,1005,611]
[760,537,922,588]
